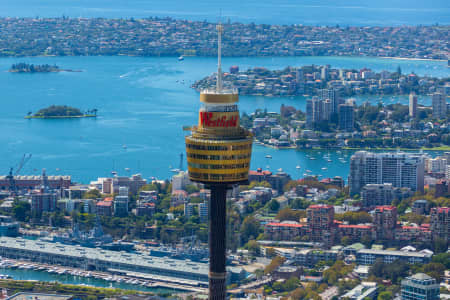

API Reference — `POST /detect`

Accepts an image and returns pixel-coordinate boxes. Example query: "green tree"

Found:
[245,240,260,256]
[264,256,286,275]
[421,263,445,282]
[240,216,260,244]
[276,207,305,222]
[13,201,31,222]
[377,291,392,300]
[431,253,450,268]
[335,211,372,224]
[268,199,280,212]
[84,189,101,199]
[185,184,200,194]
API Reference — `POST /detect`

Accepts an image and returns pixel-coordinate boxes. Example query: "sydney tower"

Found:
[184,24,253,300]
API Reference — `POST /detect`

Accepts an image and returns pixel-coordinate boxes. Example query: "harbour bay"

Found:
[0,55,448,183]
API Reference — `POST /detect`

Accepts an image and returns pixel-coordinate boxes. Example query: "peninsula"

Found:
[0,17,447,59]
[10,63,81,73]
[25,105,97,119]
[192,65,449,97]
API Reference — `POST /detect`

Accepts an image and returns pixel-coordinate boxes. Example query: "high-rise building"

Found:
[172,171,191,192]
[31,169,58,214]
[114,186,129,217]
[349,151,425,195]
[306,96,322,128]
[31,192,58,213]
[318,88,340,113]
[184,202,195,218]
[373,206,397,241]
[338,103,354,131]
[409,93,417,118]
[432,92,447,119]
[307,204,335,247]
[401,273,440,300]
[306,96,333,129]
[199,202,208,223]
[430,207,449,242]
[361,183,394,207]
[296,68,305,94]
[320,65,329,80]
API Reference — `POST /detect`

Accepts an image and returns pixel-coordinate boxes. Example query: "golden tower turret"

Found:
[185,24,253,184]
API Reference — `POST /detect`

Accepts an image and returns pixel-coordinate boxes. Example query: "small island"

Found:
[25,105,97,119]
[9,63,81,73]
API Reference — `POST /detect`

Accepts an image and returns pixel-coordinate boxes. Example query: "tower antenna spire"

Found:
[216,21,223,93]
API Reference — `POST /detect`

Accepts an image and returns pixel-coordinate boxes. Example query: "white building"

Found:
[349,151,425,195]
[114,186,129,217]
[172,171,191,193]
[409,93,417,118]
[425,157,447,174]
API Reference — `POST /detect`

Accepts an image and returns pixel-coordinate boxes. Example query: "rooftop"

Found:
[0,237,210,276]
[7,293,73,300]
[358,248,432,258]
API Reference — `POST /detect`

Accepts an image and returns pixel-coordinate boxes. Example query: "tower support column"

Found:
[208,184,227,300]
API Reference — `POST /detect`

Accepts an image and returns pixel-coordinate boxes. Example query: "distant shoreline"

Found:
[379,56,446,62]
[256,142,450,151]
[9,69,82,73]
[2,54,447,63]
[25,115,96,119]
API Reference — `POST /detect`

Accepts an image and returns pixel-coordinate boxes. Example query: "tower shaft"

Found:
[208,184,227,300]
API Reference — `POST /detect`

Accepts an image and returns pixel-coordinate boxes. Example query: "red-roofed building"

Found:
[264,221,307,240]
[307,204,335,247]
[338,224,375,243]
[435,179,450,198]
[430,207,449,242]
[96,201,112,216]
[374,206,397,240]
[171,190,188,207]
[394,225,431,242]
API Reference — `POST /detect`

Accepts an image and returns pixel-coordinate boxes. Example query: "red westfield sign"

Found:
[200,112,238,128]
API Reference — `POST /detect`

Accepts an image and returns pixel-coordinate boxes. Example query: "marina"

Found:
[0,258,193,293]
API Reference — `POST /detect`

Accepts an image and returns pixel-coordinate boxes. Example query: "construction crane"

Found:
[7,154,32,193]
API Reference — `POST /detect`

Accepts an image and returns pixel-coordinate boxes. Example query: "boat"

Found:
[321,167,328,170]
[170,168,181,173]
[306,170,312,173]
[309,157,316,160]
[265,155,272,159]
[178,56,184,61]
[124,167,130,172]
[122,144,127,149]
[296,165,301,169]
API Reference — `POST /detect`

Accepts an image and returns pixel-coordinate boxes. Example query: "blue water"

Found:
[0,268,183,294]
[0,56,448,183]
[0,0,448,26]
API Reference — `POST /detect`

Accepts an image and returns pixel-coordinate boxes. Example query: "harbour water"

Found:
[0,0,449,26]
[0,55,448,183]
